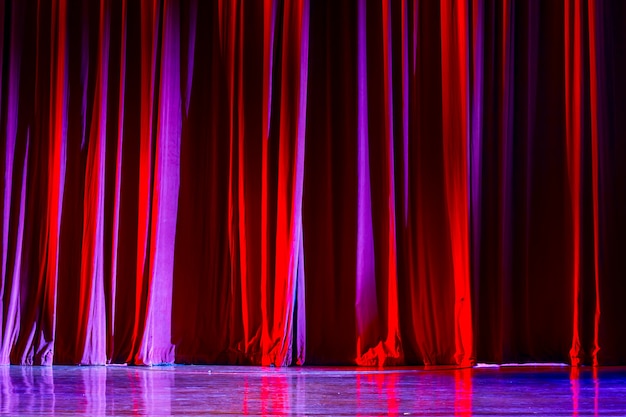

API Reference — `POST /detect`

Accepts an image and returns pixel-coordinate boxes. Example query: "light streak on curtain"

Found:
[0,0,27,365]
[1,0,625,366]
[80,0,108,365]
[107,0,127,360]
[5,0,69,365]
[440,0,473,367]
[469,0,484,333]
[395,0,473,366]
[172,0,309,366]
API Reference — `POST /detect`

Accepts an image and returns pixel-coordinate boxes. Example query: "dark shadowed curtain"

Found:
[1,0,625,366]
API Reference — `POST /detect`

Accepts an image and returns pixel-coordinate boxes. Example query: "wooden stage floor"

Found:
[1,364,625,416]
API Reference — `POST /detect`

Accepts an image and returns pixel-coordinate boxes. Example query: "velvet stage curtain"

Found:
[1,0,625,366]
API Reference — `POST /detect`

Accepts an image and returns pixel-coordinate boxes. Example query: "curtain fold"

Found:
[1,0,625,366]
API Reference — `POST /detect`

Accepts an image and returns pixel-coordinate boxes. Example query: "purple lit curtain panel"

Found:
[1,0,626,367]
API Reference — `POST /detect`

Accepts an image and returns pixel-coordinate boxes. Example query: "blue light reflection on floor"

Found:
[1,365,626,416]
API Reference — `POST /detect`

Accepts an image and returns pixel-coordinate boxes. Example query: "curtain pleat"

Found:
[1,0,625,366]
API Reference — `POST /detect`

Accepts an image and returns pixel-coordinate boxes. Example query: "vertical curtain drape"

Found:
[1,0,625,366]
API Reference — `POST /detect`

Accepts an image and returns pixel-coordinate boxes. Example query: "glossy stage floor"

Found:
[1,365,625,416]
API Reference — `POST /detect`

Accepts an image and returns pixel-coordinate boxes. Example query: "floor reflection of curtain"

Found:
[454,369,472,417]
[82,368,106,416]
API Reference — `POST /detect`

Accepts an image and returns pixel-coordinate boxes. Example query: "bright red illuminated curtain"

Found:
[1,0,625,366]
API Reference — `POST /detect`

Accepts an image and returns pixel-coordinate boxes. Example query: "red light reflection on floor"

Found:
[386,372,400,415]
[455,369,472,416]
[261,373,290,415]
[571,367,581,416]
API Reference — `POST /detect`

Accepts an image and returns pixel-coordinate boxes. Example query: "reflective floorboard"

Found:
[2,365,625,416]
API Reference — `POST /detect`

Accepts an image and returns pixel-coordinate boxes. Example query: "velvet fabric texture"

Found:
[1,0,625,366]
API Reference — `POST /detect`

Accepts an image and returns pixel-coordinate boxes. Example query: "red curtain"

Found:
[1,0,625,366]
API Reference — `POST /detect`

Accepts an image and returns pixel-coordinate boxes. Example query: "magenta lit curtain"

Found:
[1,0,625,366]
